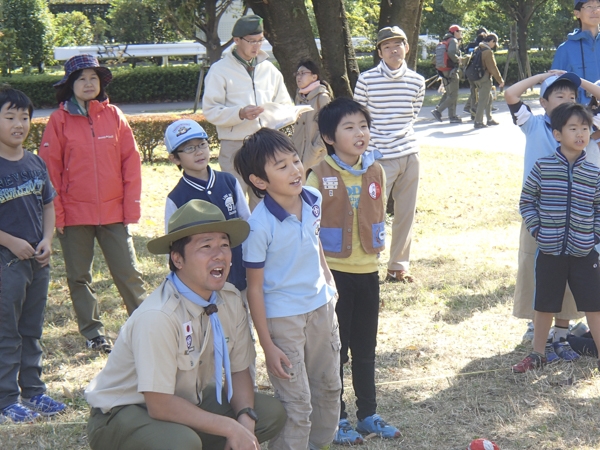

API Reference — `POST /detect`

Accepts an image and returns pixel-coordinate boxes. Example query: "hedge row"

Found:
[3,64,204,108]
[26,113,217,163]
[6,52,553,109]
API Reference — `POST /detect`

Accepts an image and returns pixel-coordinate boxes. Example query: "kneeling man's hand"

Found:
[225,422,259,450]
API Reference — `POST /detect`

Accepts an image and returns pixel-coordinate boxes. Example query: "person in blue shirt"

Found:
[552,0,600,105]
[234,128,340,450]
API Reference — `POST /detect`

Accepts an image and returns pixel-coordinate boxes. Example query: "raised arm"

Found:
[505,70,566,105]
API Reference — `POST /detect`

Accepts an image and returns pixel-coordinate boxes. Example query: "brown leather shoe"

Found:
[386,270,414,283]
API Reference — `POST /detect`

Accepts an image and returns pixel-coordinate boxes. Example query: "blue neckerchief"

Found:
[167,272,232,404]
[331,150,383,176]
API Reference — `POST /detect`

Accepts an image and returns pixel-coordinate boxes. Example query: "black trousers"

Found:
[332,270,379,421]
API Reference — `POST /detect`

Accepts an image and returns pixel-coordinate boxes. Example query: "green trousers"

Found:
[58,224,145,339]
[87,389,287,450]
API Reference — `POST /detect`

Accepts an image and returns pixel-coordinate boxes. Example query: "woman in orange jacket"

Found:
[39,55,145,353]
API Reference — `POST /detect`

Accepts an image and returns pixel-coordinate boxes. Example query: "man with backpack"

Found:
[432,24,464,124]
[472,33,504,129]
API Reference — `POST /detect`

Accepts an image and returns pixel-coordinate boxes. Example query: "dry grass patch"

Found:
[2,145,600,449]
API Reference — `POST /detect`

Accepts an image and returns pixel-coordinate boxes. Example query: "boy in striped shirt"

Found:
[513,102,600,373]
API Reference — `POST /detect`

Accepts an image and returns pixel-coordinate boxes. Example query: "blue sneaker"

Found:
[0,403,40,423]
[333,419,364,445]
[545,340,560,364]
[21,394,66,417]
[356,414,400,439]
[553,340,580,362]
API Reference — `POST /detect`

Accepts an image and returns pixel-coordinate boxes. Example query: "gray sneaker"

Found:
[571,322,590,337]
[522,321,534,342]
[431,109,442,122]
[86,336,112,354]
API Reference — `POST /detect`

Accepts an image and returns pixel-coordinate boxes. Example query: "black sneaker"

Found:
[86,336,112,354]
[449,116,463,123]
[431,110,443,122]
[474,122,488,129]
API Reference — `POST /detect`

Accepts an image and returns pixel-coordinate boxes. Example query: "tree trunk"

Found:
[249,0,321,98]
[341,6,360,91]
[377,0,425,70]
[312,0,355,97]
[515,17,531,80]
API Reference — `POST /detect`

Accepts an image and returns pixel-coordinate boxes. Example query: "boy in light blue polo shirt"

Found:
[234,128,340,450]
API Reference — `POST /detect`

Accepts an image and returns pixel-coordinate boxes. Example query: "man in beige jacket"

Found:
[202,15,292,209]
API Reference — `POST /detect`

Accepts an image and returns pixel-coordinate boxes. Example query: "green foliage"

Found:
[344,0,379,40]
[53,11,94,47]
[106,64,201,102]
[5,64,204,107]
[26,113,217,163]
[421,0,464,39]
[1,0,55,72]
[126,113,216,162]
[0,28,19,75]
[108,0,179,44]
[91,16,110,43]
[434,0,576,51]
[528,0,574,49]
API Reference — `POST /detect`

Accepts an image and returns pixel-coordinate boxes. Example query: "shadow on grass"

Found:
[381,256,516,325]
[440,281,515,324]
[367,350,600,450]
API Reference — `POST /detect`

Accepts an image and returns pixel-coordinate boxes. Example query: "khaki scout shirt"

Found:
[85,279,255,414]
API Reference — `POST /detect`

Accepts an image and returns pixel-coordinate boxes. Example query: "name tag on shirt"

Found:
[322,177,338,190]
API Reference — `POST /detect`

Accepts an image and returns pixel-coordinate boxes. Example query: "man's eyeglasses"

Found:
[178,142,209,154]
[294,71,312,77]
[241,37,265,46]
[582,4,600,10]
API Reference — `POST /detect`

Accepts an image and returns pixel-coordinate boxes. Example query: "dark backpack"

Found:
[465,48,486,82]
[435,39,454,71]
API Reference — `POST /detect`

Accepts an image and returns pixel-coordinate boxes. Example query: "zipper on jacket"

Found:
[88,115,95,137]
[88,114,101,224]
[562,165,574,255]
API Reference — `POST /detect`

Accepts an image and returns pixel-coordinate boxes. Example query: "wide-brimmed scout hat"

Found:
[376,26,407,48]
[540,72,581,98]
[164,120,209,154]
[54,54,113,88]
[147,200,250,254]
[232,15,264,37]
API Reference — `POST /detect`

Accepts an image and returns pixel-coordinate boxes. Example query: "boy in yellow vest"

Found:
[306,97,400,444]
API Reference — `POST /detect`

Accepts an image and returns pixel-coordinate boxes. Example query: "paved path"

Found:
[34,88,545,155]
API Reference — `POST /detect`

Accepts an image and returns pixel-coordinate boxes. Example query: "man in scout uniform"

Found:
[85,200,286,450]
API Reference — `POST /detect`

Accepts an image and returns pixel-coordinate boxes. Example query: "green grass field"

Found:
[2,145,600,449]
